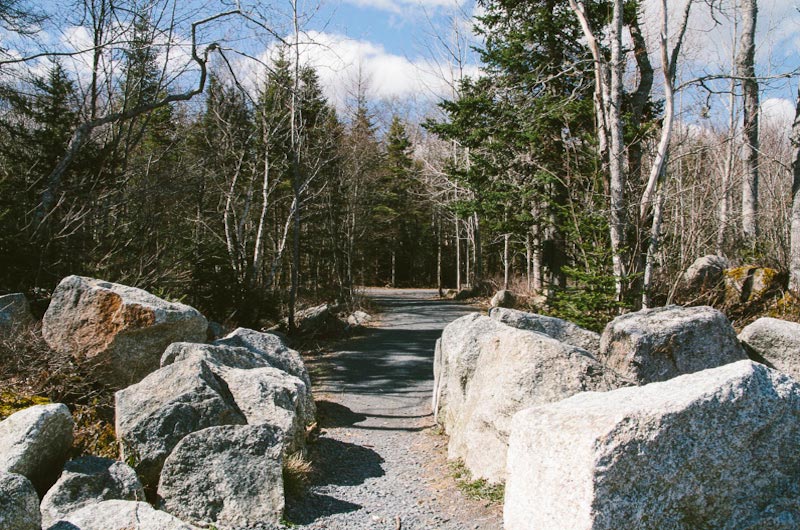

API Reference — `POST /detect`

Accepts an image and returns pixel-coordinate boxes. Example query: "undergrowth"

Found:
[0,323,118,458]
[448,459,505,504]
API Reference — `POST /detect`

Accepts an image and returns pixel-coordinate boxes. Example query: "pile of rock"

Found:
[434,304,800,528]
[1,275,315,530]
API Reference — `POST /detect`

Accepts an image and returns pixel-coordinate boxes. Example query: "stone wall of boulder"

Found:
[435,301,800,529]
[0,275,317,530]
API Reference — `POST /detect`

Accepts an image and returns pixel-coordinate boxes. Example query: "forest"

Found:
[1,0,799,331]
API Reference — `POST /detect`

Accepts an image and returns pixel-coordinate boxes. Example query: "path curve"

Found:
[286,289,502,529]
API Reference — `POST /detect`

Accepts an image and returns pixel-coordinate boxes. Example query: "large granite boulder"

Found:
[218,367,311,453]
[599,305,746,384]
[46,500,196,530]
[0,404,74,494]
[0,294,34,332]
[115,360,245,487]
[445,317,622,483]
[739,317,800,380]
[160,342,272,370]
[214,328,312,391]
[489,290,515,309]
[42,276,207,386]
[40,456,145,528]
[491,307,601,354]
[682,254,729,291]
[0,471,40,530]
[432,313,499,428]
[157,424,284,529]
[504,361,800,530]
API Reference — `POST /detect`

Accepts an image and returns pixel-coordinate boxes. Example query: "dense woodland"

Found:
[1,0,799,330]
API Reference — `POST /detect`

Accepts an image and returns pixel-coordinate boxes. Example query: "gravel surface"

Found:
[286,289,503,529]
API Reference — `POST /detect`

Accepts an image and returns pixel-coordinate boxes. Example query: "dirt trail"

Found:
[286,289,502,529]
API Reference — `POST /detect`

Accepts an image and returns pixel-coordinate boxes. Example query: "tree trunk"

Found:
[503,233,510,290]
[739,0,759,242]
[788,84,800,294]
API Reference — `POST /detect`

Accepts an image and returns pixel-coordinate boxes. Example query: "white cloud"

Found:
[761,97,795,133]
[247,31,479,111]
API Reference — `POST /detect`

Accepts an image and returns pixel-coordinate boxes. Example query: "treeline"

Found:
[0,9,440,327]
[2,0,799,329]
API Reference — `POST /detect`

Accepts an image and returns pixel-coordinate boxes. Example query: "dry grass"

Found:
[0,323,119,458]
[283,451,314,498]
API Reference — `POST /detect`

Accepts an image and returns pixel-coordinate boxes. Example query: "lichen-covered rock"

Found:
[160,342,272,370]
[491,307,601,354]
[739,317,800,380]
[445,316,622,483]
[157,425,284,529]
[0,471,40,530]
[0,404,73,494]
[0,294,34,332]
[683,254,730,291]
[40,456,145,528]
[42,276,207,386]
[599,305,746,384]
[504,361,800,530]
[489,290,515,309]
[115,360,245,487]
[46,500,196,530]
[218,367,311,453]
[724,266,783,304]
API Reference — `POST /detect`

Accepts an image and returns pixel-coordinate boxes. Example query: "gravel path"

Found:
[286,289,503,529]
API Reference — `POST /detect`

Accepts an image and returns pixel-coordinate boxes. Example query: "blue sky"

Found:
[3,0,797,129]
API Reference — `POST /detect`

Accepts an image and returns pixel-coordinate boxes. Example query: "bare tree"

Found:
[568,0,628,301]
[788,82,800,294]
[738,0,760,242]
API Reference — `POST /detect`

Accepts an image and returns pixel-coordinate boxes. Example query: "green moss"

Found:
[448,459,505,504]
[0,391,51,420]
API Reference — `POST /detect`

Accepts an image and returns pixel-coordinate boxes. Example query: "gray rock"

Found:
[0,294,34,332]
[346,310,372,327]
[0,404,74,494]
[683,254,730,291]
[46,500,196,530]
[40,456,145,528]
[739,317,800,380]
[491,307,601,354]
[504,360,800,530]
[0,471,40,530]
[115,360,246,487]
[218,366,311,453]
[292,303,344,336]
[445,316,621,483]
[42,276,208,386]
[157,424,284,529]
[214,328,314,405]
[599,305,746,384]
[432,313,497,430]
[160,342,272,370]
[489,290,515,309]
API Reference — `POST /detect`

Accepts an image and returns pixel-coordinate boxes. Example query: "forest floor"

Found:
[285,288,503,529]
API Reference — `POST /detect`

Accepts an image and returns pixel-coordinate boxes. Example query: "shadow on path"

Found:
[290,290,476,525]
